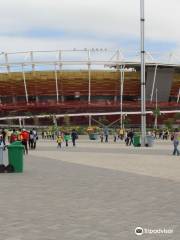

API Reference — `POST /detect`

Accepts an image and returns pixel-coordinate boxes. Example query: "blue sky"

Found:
[0,0,179,61]
[2,29,175,53]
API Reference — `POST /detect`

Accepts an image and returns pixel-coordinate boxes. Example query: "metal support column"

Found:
[54,64,59,103]
[120,66,125,129]
[22,65,29,103]
[140,0,146,146]
[30,51,35,72]
[88,50,91,104]
[5,53,10,74]
[150,64,158,102]
[89,115,92,127]
[58,50,64,102]
[19,118,22,128]
[154,88,158,129]
[53,115,57,127]
[116,50,123,129]
[22,118,25,127]
[177,88,180,103]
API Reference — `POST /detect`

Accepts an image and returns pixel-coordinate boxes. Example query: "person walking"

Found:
[100,130,104,143]
[7,129,12,143]
[172,129,180,156]
[127,129,134,146]
[64,132,70,147]
[32,128,38,149]
[0,135,5,166]
[29,130,34,149]
[43,131,46,139]
[1,128,6,146]
[21,129,29,154]
[113,129,117,142]
[119,128,124,140]
[71,129,78,147]
[104,127,109,143]
[10,129,18,143]
[125,131,130,146]
[57,135,63,148]
[41,131,44,139]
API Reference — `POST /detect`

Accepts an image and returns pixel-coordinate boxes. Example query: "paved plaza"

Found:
[0,136,180,239]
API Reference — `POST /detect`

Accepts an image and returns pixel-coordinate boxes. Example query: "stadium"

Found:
[0,49,179,127]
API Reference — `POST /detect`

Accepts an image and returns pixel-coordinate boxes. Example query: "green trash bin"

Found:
[133,135,141,147]
[89,133,98,140]
[7,143,25,173]
[11,141,22,146]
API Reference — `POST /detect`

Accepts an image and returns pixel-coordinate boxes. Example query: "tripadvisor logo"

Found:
[135,227,144,236]
[135,226,173,236]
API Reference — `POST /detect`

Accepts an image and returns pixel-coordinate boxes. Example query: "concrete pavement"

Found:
[0,136,179,240]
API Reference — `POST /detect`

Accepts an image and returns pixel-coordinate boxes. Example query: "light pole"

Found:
[120,66,125,129]
[140,0,146,146]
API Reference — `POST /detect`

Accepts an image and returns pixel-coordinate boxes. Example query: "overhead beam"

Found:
[0,110,179,121]
[150,64,158,102]
[54,64,59,103]
[22,65,29,103]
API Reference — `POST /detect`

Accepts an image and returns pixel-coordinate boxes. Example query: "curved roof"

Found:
[1,50,180,71]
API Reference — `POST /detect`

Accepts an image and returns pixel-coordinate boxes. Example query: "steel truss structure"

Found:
[0,49,179,125]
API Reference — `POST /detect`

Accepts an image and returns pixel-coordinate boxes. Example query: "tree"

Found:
[52,114,57,127]
[123,117,131,128]
[164,118,174,129]
[152,107,161,129]
[175,113,180,120]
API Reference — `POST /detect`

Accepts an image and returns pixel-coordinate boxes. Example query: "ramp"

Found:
[146,67,174,102]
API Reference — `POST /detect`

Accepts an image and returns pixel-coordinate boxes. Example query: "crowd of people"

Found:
[41,129,78,148]
[99,128,135,146]
[0,126,179,156]
[0,127,79,151]
[150,129,170,140]
[98,127,180,156]
[99,128,172,143]
[56,129,78,148]
[41,130,55,140]
[0,128,38,154]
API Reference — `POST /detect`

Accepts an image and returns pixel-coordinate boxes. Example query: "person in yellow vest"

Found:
[57,135,63,148]
[119,128,124,140]
[7,130,13,143]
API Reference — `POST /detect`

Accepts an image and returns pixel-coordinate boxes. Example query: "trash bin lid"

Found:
[11,141,23,145]
[7,145,24,149]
